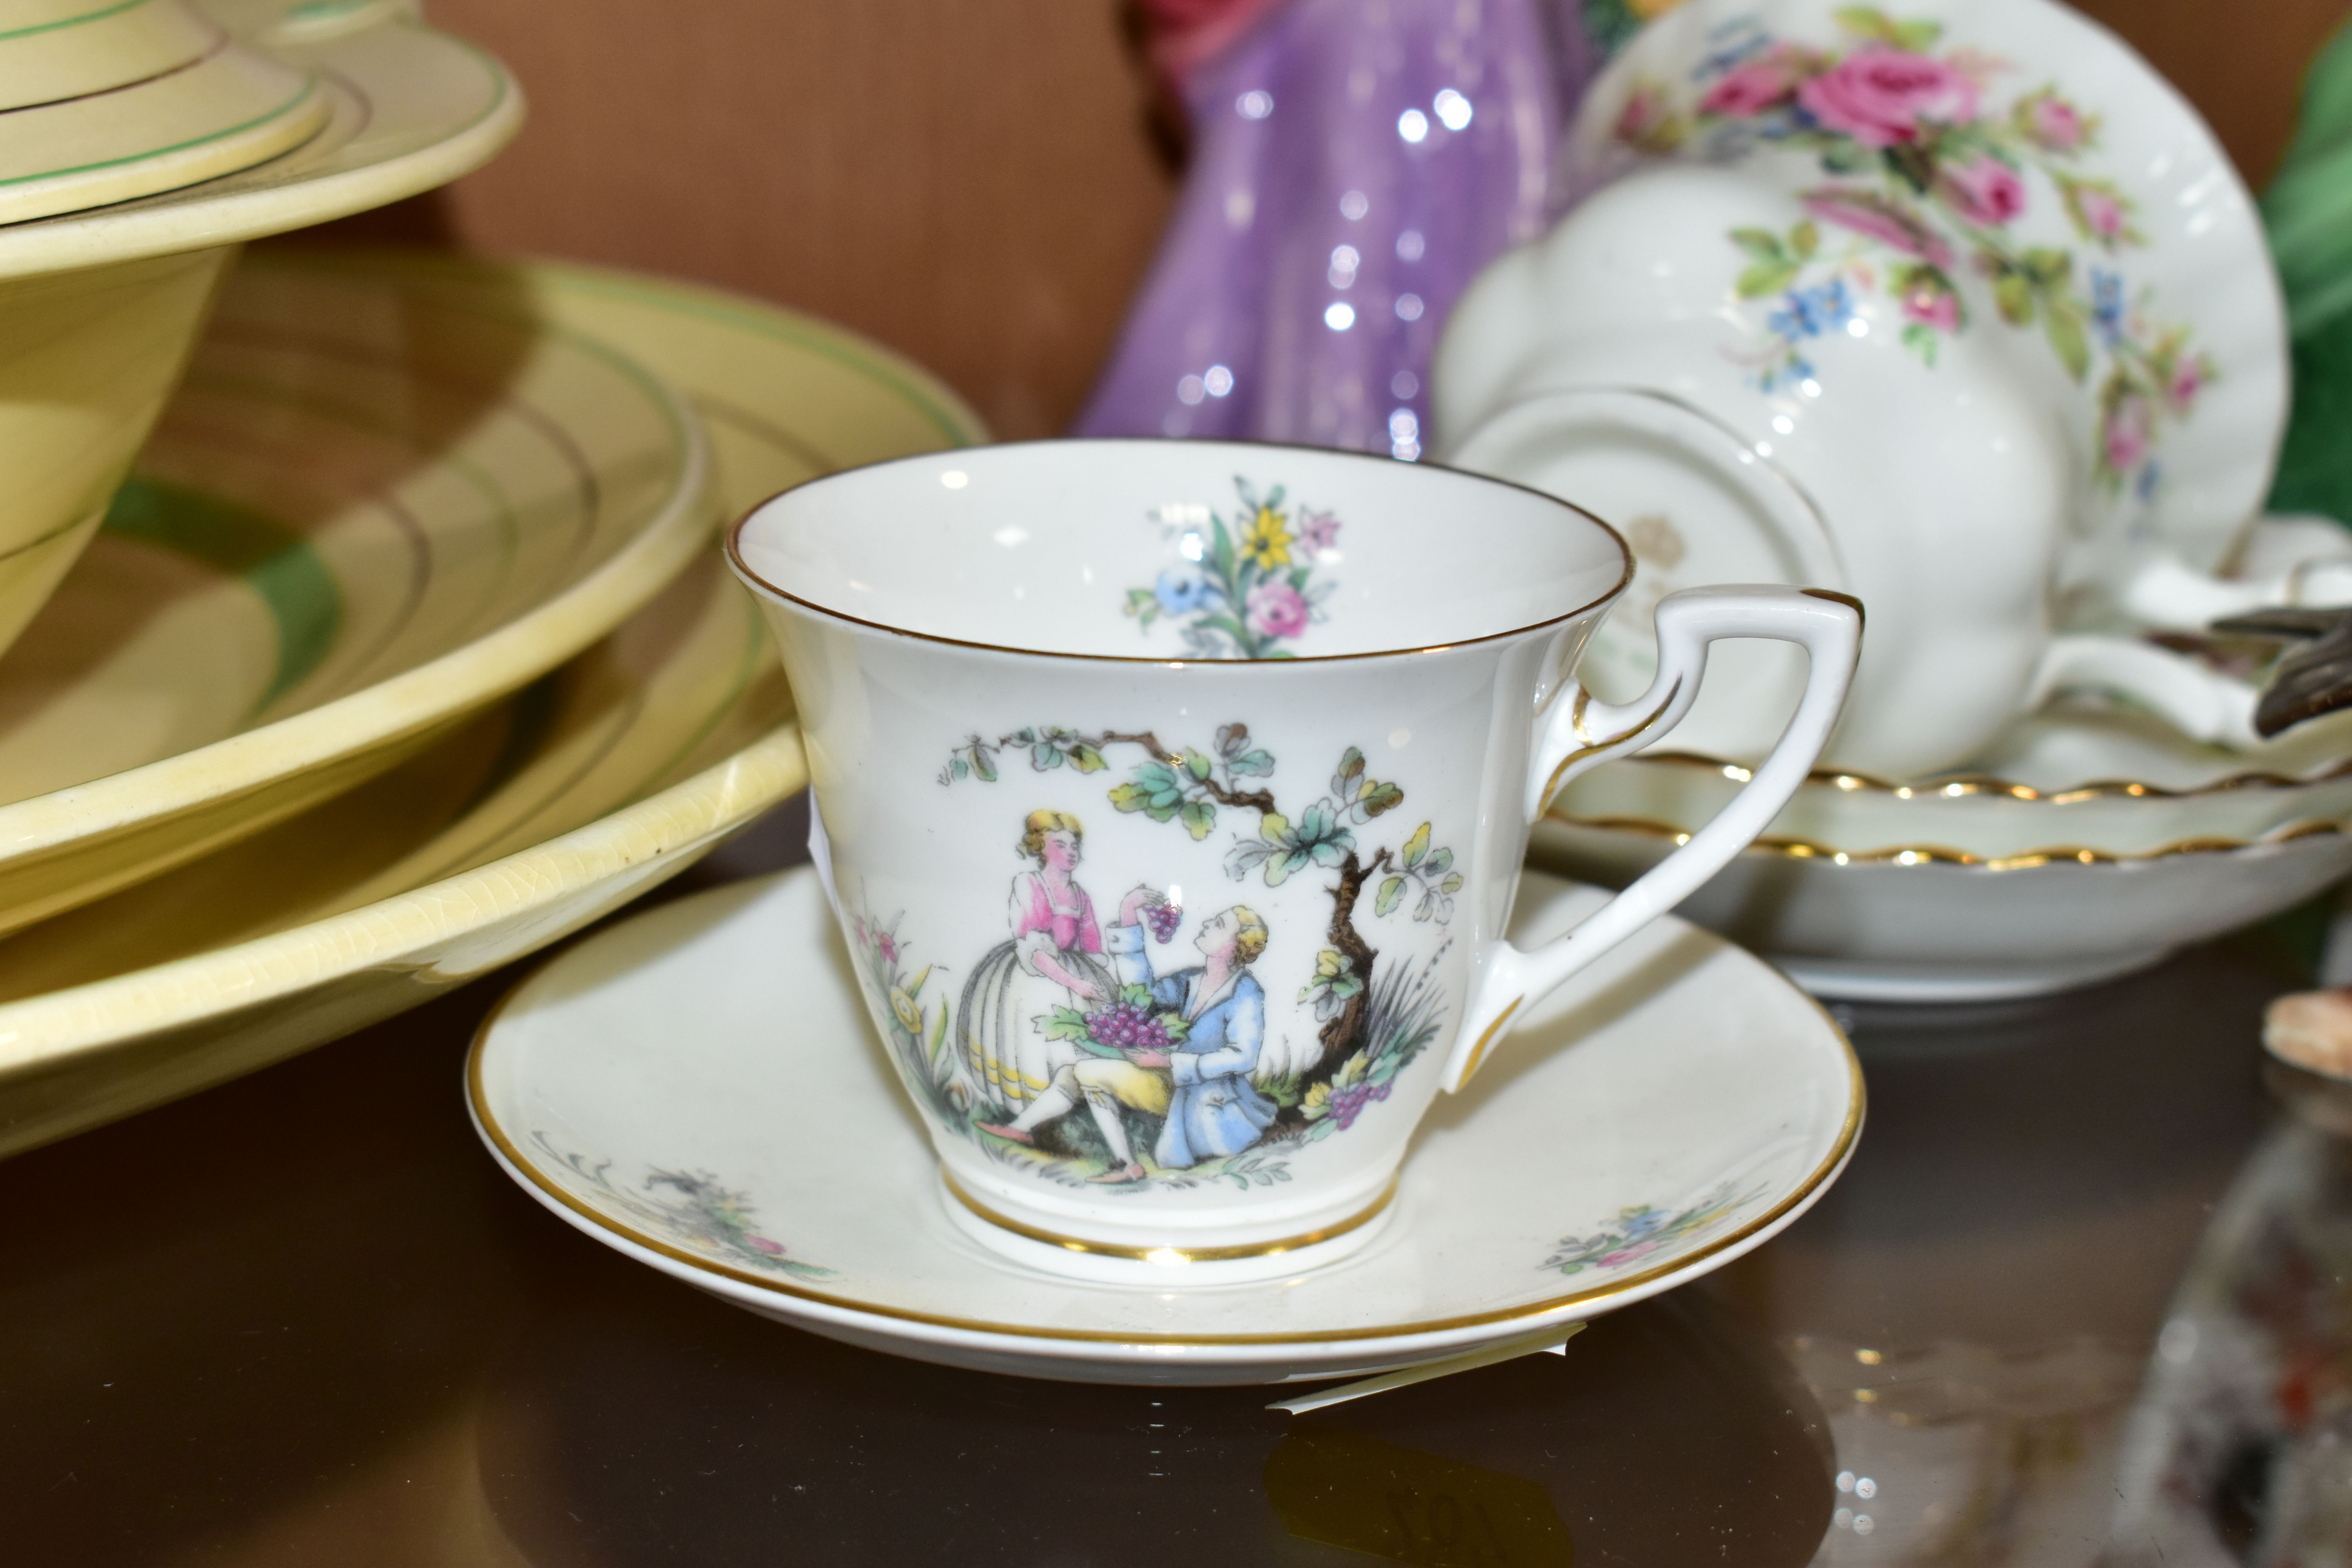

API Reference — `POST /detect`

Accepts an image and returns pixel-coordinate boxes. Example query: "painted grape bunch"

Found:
[1326,1080,1393,1131]
[1085,1002,1175,1054]
[1145,901,1183,944]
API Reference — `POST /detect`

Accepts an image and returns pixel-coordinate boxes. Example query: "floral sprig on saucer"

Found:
[1124,476,1339,659]
[532,1133,835,1279]
[1614,5,2213,496]
[1539,1178,1765,1278]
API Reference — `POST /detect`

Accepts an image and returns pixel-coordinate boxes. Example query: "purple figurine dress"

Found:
[1074,0,1608,459]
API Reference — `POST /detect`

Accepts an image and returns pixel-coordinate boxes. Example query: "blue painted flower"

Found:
[1768,277,1854,343]
[2090,267,2125,347]
[1154,566,1215,615]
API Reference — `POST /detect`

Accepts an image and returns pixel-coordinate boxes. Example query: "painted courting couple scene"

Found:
[847,721,1466,1191]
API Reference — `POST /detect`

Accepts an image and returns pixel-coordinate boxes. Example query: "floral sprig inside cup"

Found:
[1124,476,1340,659]
[1614,5,2214,498]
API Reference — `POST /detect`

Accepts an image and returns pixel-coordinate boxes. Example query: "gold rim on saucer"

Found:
[1547,809,2352,872]
[463,917,1864,1350]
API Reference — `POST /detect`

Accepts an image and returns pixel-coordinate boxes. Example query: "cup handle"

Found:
[2118,552,2352,630]
[2025,634,2258,747]
[1446,584,1862,1092]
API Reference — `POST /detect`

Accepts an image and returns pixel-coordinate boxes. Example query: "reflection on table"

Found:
[0,799,2315,1566]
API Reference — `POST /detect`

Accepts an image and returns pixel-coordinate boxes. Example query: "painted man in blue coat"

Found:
[978,891,1279,1183]
[1104,896,1279,1178]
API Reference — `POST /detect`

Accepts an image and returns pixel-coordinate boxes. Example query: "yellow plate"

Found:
[0,254,716,936]
[0,251,986,1159]
[0,17,332,225]
[0,0,226,111]
[0,0,521,279]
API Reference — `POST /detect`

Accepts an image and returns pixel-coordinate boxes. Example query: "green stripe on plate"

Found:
[0,0,152,44]
[537,270,984,449]
[0,75,319,191]
[267,252,986,451]
[103,477,343,713]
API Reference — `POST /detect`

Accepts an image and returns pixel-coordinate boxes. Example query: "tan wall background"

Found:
[315,1,2352,440]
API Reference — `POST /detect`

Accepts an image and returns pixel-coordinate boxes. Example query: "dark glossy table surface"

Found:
[0,796,2316,1566]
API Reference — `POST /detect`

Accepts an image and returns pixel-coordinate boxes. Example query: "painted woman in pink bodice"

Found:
[1010,869,1103,971]
[957,811,1117,1112]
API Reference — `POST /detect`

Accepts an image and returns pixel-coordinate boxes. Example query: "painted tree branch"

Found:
[939,720,1459,1096]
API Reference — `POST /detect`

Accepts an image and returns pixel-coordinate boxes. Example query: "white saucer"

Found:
[468,866,1859,1386]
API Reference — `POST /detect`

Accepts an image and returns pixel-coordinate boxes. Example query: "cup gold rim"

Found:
[722,436,1637,668]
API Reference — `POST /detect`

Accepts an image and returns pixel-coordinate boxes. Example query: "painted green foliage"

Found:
[945,720,1463,1127]
[844,898,964,1132]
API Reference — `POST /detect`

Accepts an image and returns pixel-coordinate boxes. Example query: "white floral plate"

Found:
[1552,701,2352,867]
[468,867,1861,1386]
[1534,691,2352,1000]
[1532,816,2352,1002]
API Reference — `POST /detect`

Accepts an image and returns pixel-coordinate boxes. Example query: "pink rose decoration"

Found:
[1615,87,1671,148]
[1797,46,1978,148]
[1600,1240,1663,1268]
[1802,189,1953,267]
[2076,185,2127,239]
[1699,49,1808,117]
[2168,360,2203,411]
[2029,96,2085,150]
[878,933,899,964]
[749,1236,786,1256]
[1244,579,1310,640]
[1939,157,2026,227]
[2103,394,2151,474]
[1900,280,1960,332]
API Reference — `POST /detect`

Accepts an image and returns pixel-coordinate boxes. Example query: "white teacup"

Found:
[1431,0,2318,774]
[728,440,1859,1281]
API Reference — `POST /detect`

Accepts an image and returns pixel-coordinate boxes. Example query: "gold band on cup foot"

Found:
[939,1172,1398,1286]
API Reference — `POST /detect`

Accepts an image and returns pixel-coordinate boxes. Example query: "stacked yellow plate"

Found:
[0,248,986,1158]
[0,0,524,673]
